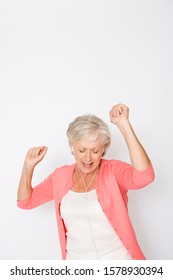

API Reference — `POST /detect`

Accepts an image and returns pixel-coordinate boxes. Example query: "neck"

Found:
[81,170,96,178]
[77,166,99,192]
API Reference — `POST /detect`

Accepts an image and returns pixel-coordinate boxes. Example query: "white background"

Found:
[0,0,172,260]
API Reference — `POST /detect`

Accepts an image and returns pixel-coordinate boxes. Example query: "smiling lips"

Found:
[82,162,93,169]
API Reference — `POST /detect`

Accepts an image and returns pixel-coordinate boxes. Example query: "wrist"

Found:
[22,164,34,176]
[117,119,131,132]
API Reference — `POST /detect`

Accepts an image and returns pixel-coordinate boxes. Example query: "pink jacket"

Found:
[17,159,155,260]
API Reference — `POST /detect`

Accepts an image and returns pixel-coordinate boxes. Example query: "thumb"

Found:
[38,146,48,159]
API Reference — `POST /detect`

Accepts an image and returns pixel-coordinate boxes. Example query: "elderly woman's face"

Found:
[72,138,104,174]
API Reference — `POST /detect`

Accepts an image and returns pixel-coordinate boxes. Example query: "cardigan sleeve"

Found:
[17,170,55,209]
[111,160,155,191]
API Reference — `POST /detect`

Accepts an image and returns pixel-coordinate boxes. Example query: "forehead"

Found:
[74,138,103,149]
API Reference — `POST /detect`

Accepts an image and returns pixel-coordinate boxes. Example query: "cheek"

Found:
[93,155,102,162]
[75,153,84,161]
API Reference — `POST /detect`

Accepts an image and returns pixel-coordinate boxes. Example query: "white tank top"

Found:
[60,189,132,260]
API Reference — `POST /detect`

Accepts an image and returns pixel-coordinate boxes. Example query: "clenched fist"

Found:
[109,103,129,127]
[24,146,48,170]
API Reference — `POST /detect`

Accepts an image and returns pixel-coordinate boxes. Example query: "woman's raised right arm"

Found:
[17,146,48,201]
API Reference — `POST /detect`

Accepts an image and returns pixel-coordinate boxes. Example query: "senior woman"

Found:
[17,103,155,260]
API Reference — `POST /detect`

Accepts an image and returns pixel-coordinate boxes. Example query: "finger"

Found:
[28,148,36,159]
[40,146,48,153]
[115,108,121,116]
[34,146,45,157]
[37,146,48,158]
[39,146,48,152]
[115,104,122,113]
[112,105,121,116]
[27,148,33,159]
[118,107,123,115]
[120,103,128,111]
[116,103,128,115]
[34,147,41,157]
[109,109,116,118]
[32,147,38,158]
[29,147,40,159]
[112,106,120,117]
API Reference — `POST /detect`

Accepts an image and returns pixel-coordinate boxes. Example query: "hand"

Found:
[24,146,48,170]
[109,103,129,127]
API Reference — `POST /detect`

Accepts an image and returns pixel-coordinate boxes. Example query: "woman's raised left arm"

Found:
[109,103,151,171]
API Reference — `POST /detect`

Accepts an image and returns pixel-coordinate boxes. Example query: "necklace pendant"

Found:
[77,166,99,193]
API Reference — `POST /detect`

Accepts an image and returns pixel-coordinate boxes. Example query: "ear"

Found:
[71,146,74,155]
[102,147,106,156]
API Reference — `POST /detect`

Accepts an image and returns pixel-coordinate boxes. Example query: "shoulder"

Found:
[52,163,76,174]
[49,163,76,179]
[101,159,129,169]
[100,159,131,177]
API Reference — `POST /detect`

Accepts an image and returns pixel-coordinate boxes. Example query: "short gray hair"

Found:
[66,114,111,155]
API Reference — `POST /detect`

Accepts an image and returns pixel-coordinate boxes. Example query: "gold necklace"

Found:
[77,166,99,192]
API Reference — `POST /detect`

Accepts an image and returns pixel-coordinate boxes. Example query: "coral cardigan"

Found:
[17,159,155,260]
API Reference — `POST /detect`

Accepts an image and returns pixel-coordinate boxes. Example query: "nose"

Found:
[85,150,91,162]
